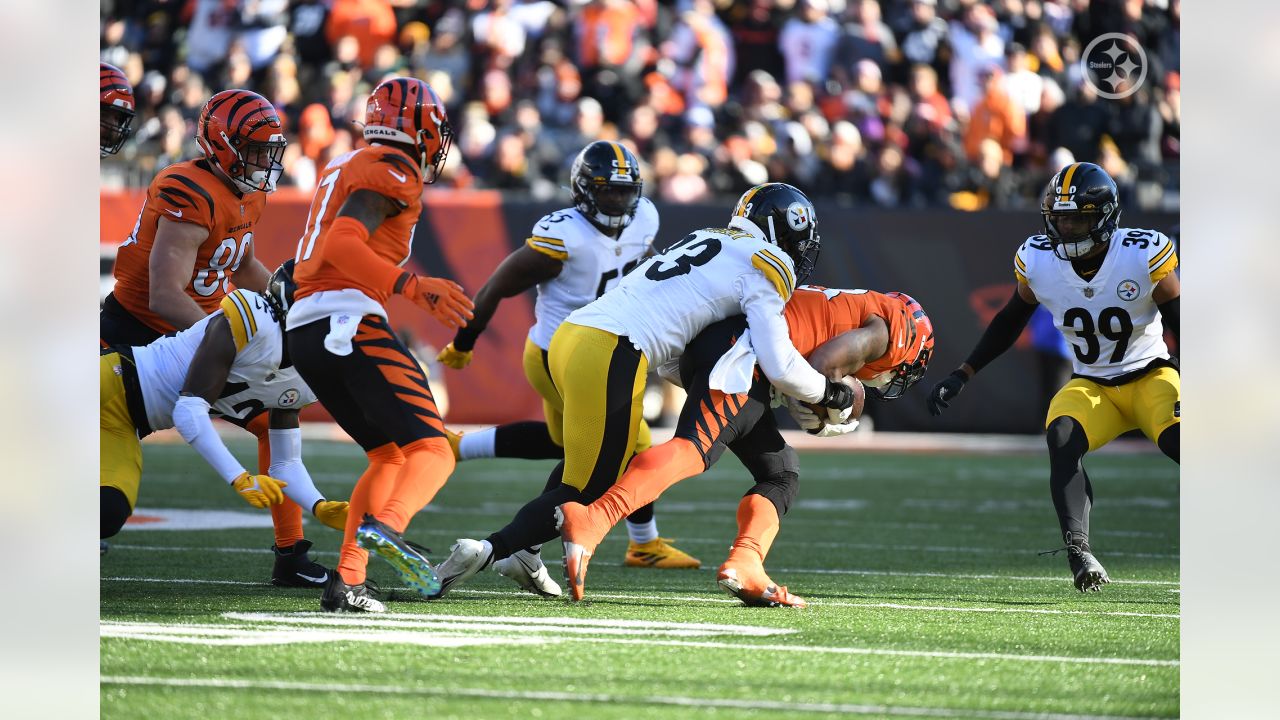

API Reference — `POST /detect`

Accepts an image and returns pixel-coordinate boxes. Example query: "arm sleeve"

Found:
[172,394,247,484]
[268,428,323,512]
[312,215,409,296]
[741,274,827,403]
[1157,296,1179,346]
[962,287,1038,374]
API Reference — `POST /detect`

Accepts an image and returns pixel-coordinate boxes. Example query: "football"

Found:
[806,375,866,433]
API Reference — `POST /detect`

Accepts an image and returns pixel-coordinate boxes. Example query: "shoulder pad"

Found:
[219,290,269,352]
[751,247,797,299]
[153,163,219,226]
[352,146,422,208]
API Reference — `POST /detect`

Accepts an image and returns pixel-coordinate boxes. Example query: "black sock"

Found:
[495,422,564,460]
[626,503,654,525]
[1157,423,1179,464]
[488,482,581,562]
[1046,417,1093,544]
[101,486,132,539]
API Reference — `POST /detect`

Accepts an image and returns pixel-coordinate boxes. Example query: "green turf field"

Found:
[101,439,1179,720]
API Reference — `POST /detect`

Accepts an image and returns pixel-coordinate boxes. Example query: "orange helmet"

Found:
[363,77,453,183]
[196,89,287,194]
[100,62,135,156]
[867,292,935,401]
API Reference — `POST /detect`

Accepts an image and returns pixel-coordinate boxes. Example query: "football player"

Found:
[557,287,935,605]
[926,162,1180,592]
[435,141,699,588]
[101,62,135,156]
[429,182,859,598]
[101,263,347,544]
[286,77,475,613]
[98,89,330,586]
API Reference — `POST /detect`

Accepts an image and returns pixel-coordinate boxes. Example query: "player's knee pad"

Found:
[1157,423,1179,464]
[100,486,132,539]
[739,443,799,485]
[1045,416,1088,456]
[746,470,800,517]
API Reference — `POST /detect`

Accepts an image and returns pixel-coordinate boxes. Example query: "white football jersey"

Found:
[133,289,317,430]
[569,216,828,402]
[1014,227,1179,379]
[525,198,658,350]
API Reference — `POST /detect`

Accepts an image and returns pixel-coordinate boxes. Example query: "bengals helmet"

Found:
[196,89,287,194]
[570,141,644,231]
[730,183,821,285]
[865,292,934,401]
[264,259,297,322]
[1040,162,1122,260]
[363,77,453,183]
[100,62,135,156]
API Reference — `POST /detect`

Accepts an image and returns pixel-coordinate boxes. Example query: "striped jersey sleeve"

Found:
[1147,234,1178,283]
[219,290,261,352]
[751,248,797,299]
[151,167,217,229]
[526,234,569,261]
[1014,242,1033,284]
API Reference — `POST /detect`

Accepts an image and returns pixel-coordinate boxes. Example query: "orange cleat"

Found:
[716,560,807,608]
[555,502,608,601]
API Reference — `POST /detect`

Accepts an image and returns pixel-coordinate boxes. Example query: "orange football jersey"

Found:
[113,159,267,333]
[783,286,918,380]
[292,145,423,305]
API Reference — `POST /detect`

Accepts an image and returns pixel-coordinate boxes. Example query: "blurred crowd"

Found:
[100,0,1179,211]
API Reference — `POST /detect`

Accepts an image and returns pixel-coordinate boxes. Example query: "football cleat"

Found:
[493,548,562,598]
[716,562,807,609]
[625,538,702,569]
[270,539,332,588]
[313,500,349,531]
[355,514,441,599]
[444,427,463,461]
[555,502,608,601]
[1066,538,1111,593]
[428,538,491,599]
[320,574,386,613]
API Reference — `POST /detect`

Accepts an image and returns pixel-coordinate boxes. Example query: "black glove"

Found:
[927,370,969,416]
[819,378,854,410]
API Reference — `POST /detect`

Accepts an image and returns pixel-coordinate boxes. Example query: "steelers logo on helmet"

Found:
[786,202,812,231]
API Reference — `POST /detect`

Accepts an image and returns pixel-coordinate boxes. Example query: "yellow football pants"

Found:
[545,323,649,492]
[523,336,651,453]
[101,352,142,508]
[1046,366,1180,452]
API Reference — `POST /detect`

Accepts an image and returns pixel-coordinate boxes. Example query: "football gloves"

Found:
[786,396,859,437]
[400,274,475,329]
[313,500,350,531]
[927,369,970,416]
[819,378,855,410]
[437,342,473,369]
[231,472,288,508]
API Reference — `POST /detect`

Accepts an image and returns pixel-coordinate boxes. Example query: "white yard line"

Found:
[100,577,1178,618]
[100,675,1172,719]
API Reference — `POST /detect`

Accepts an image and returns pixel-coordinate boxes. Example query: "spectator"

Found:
[1002,43,1044,116]
[238,0,289,72]
[660,152,711,203]
[964,66,1027,165]
[778,0,840,86]
[832,0,900,89]
[725,0,786,89]
[1046,78,1109,163]
[898,0,949,76]
[326,0,398,70]
[948,3,1006,113]
[814,120,870,205]
[665,0,734,109]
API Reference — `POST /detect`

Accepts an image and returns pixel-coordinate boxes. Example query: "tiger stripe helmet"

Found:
[196,89,287,194]
[868,292,934,401]
[570,141,643,231]
[363,77,453,183]
[100,62,135,156]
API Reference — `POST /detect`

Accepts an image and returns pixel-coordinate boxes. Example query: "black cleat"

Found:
[320,574,386,613]
[270,539,331,588]
[1067,543,1110,592]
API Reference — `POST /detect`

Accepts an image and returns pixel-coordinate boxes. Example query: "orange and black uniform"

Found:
[287,144,444,449]
[784,287,921,381]
[102,158,266,346]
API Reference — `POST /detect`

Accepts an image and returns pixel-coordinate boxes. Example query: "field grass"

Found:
[101,438,1179,720]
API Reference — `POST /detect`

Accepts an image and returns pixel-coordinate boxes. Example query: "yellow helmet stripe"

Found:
[735,184,766,217]
[1057,163,1081,204]
[609,142,629,173]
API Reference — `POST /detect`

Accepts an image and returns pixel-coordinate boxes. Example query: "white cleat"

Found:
[428,538,491,599]
[494,548,562,598]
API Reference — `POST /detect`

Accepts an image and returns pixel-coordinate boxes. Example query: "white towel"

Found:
[323,313,361,356]
[708,328,758,394]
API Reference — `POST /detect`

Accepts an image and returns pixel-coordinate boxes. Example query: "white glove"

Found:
[786,396,858,436]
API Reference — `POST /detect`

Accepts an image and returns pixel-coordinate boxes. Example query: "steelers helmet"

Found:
[730,182,821,284]
[265,260,297,322]
[570,141,643,231]
[1040,162,1122,260]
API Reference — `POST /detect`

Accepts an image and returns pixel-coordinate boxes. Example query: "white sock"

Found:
[458,427,498,460]
[626,518,659,544]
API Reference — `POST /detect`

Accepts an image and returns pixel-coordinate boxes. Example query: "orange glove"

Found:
[400,275,475,329]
